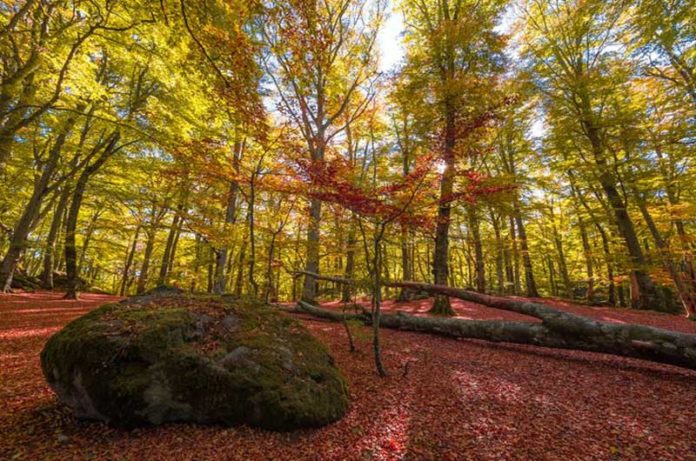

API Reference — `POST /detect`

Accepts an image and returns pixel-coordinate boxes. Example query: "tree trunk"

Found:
[191,234,202,293]
[636,194,696,317]
[302,197,322,302]
[513,199,539,297]
[76,209,101,275]
[0,74,37,171]
[167,220,182,278]
[578,216,595,302]
[214,141,241,294]
[120,225,141,296]
[371,230,387,376]
[234,237,247,296]
[159,209,182,286]
[584,122,662,310]
[490,212,505,294]
[397,225,414,301]
[41,185,71,289]
[431,105,456,315]
[207,245,215,294]
[468,206,486,293]
[64,133,119,299]
[264,232,280,303]
[55,203,69,273]
[342,221,356,302]
[550,211,572,298]
[340,281,696,371]
[570,177,615,305]
[398,138,414,302]
[546,254,557,296]
[388,281,696,368]
[247,179,260,297]
[509,216,521,295]
[0,114,79,291]
[63,196,83,300]
[136,221,157,295]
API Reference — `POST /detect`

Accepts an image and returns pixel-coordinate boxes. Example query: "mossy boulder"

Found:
[40,294,349,431]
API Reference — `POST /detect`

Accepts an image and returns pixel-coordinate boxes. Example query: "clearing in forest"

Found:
[1,291,695,461]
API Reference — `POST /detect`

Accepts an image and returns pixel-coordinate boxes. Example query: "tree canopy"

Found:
[0,0,693,318]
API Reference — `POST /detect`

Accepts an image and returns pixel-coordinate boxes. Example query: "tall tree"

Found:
[261,0,383,302]
[400,0,507,313]
[522,0,665,309]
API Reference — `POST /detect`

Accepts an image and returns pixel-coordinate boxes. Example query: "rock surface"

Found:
[41,294,349,430]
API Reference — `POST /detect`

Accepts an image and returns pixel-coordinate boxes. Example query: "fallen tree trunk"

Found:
[293,271,356,286]
[294,282,696,371]
[297,301,365,322]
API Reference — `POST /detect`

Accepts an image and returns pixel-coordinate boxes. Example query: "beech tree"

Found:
[1,0,693,316]
[522,0,669,310]
[399,0,508,314]
[261,0,383,302]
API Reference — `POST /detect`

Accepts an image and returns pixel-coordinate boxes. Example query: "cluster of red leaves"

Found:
[440,169,516,206]
[1,291,695,460]
[293,146,513,226]
[293,156,435,227]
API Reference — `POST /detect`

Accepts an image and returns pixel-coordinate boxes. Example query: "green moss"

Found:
[41,295,349,430]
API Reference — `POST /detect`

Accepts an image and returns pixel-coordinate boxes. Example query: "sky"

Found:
[377,3,519,72]
[375,3,545,138]
[377,3,406,72]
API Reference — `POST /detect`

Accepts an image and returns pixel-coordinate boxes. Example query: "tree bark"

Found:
[166,219,182,279]
[342,220,356,302]
[371,229,387,376]
[397,225,414,301]
[41,185,71,289]
[213,139,241,294]
[248,180,259,297]
[431,103,456,315]
[75,209,101,274]
[578,216,595,302]
[190,233,202,293]
[136,215,158,295]
[546,254,557,296]
[64,133,119,299]
[467,206,486,293]
[0,113,80,291]
[297,282,696,372]
[636,194,696,317]
[550,207,572,298]
[301,197,322,302]
[513,198,539,297]
[264,230,281,303]
[569,176,616,305]
[234,237,247,296]
[159,209,182,286]
[583,121,662,310]
[508,216,520,295]
[120,225,141,296]
[207,245,215,294]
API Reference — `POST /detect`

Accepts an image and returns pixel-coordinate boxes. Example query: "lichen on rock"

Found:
[40,293,349,431]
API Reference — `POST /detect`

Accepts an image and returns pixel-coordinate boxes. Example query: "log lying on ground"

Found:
[295,282,696,371]
[297,301,366,322]
[293,271,355,286]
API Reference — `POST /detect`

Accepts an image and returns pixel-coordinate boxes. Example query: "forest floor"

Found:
[1,291,695,460]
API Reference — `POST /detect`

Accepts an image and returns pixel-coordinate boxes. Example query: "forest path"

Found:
[1,291,695,460]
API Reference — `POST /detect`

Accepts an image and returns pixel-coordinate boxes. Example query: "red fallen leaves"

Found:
[2,290,696,460]
[321,295,696,334]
